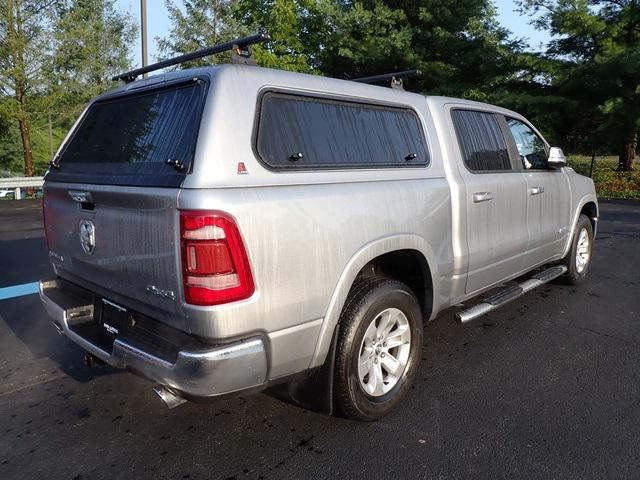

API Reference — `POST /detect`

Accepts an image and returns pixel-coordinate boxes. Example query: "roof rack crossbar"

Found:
[112,32,270,83]
[351,69,422,90]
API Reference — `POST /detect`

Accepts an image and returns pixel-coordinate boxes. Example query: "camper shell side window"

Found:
[255,91,430,170]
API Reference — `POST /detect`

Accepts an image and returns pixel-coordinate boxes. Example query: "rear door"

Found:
[504,117,571,267]
[43,78,208,331]
[450,109,529,294]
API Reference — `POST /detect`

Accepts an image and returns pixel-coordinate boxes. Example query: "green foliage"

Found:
[234,0,323,72]
[0,0,57,175]
[49,0,137,99]
[0,1,53,95]
[157,0,322,72]
[316,0,523,96]
[157,0,244,67]
[0,0,136,175]
[515,0,639,165]
[316,1,414,78]
[569,155,640,199]
[157,0,521,96]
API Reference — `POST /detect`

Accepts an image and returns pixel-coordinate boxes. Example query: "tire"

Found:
[560,214,593,285]
[333,276,423,421]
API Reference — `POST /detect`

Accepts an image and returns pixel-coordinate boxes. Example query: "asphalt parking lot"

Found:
[1,199,639,479]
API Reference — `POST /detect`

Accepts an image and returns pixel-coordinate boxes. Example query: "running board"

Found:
[456,265,567,324]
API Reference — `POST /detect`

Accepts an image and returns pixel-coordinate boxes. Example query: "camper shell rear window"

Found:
[47,78,208,187]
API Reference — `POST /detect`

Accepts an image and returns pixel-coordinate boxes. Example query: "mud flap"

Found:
[265,326,339,415]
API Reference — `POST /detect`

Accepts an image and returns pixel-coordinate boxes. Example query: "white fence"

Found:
[0,176,45,200]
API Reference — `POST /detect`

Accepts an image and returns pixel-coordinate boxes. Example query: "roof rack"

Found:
[112,32,271,83]
[351,69,422,90]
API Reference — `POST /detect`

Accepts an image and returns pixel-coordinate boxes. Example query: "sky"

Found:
[117,0,549,69]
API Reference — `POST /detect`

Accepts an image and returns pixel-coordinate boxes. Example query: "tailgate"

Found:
[41,77,209,333]
[43,183,186,331]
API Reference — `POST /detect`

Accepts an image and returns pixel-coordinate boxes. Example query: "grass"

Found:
[568,155,640,200]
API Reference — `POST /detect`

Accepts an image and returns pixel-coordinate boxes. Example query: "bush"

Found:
[568,156,640,199]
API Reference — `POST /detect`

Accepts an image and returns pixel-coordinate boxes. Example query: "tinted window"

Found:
[451,110,511,172]
[256,93,429,169]
[506,118,548,170]
[58,81,206,176]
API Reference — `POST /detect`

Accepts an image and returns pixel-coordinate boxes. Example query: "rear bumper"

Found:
[39,279,268,398]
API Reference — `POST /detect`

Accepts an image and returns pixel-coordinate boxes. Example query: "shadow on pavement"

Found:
[0,235,115,385]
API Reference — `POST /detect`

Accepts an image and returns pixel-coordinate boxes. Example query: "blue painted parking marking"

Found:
[0,282,39,301]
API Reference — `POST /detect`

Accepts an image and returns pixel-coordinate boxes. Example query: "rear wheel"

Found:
[561,214,593,285]
[333,277,423,421]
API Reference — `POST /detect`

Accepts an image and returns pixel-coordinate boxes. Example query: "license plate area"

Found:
[96,298,134,338]
[69,297,131,353]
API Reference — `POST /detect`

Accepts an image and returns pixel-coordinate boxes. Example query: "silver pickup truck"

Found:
[39,41,598,421]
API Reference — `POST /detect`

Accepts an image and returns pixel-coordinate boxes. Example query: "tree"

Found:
[158,0,520,97]
[315,1,414,79]
[0,0,135,176]
[158,0,322,72]
[157,0,243,67]
[234,0,324,72]
[519,0,640,170]
[49,0,136,102]
[316,1,523,98]
[44,0,136,143]
[23,0,137,163]
[0,0,55,176]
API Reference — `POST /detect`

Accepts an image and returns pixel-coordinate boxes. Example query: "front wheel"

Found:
[333,277,423,421]
[561,214,594,285]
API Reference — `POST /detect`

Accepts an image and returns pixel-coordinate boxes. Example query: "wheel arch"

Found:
[355,250,434,321]
[562,195,599,258]
[580,201,598,233]
[308,234,438,369]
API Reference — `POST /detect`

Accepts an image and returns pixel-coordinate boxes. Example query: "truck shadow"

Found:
[0,295,116,385]
[0,236,114,385]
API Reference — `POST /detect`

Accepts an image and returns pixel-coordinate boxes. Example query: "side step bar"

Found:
[457,265,567,323]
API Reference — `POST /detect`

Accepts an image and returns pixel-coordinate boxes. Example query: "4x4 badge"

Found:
[146,285,176,300]
[79,220,96,254]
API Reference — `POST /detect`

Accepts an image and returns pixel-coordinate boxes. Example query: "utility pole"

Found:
[140,0,148,76]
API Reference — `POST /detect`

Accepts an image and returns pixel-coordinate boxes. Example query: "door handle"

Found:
[473,191,494,203]
[529,186,545,195]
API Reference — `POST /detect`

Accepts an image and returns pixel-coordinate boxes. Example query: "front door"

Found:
[504,117,571,267]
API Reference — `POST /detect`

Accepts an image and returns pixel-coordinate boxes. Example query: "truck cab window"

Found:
[506,118,548,170]
[451,109,512,172]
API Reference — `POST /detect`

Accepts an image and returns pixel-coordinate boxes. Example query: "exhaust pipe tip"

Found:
[83,352,105,368]
[153,385,187,409]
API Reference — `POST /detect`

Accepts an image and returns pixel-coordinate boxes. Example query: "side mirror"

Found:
[548,147,567,168]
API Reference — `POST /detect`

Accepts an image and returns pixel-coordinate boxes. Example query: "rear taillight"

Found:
[179,210,255,306]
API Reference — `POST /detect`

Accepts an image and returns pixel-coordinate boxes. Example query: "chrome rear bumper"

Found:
[39,279,268,398]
